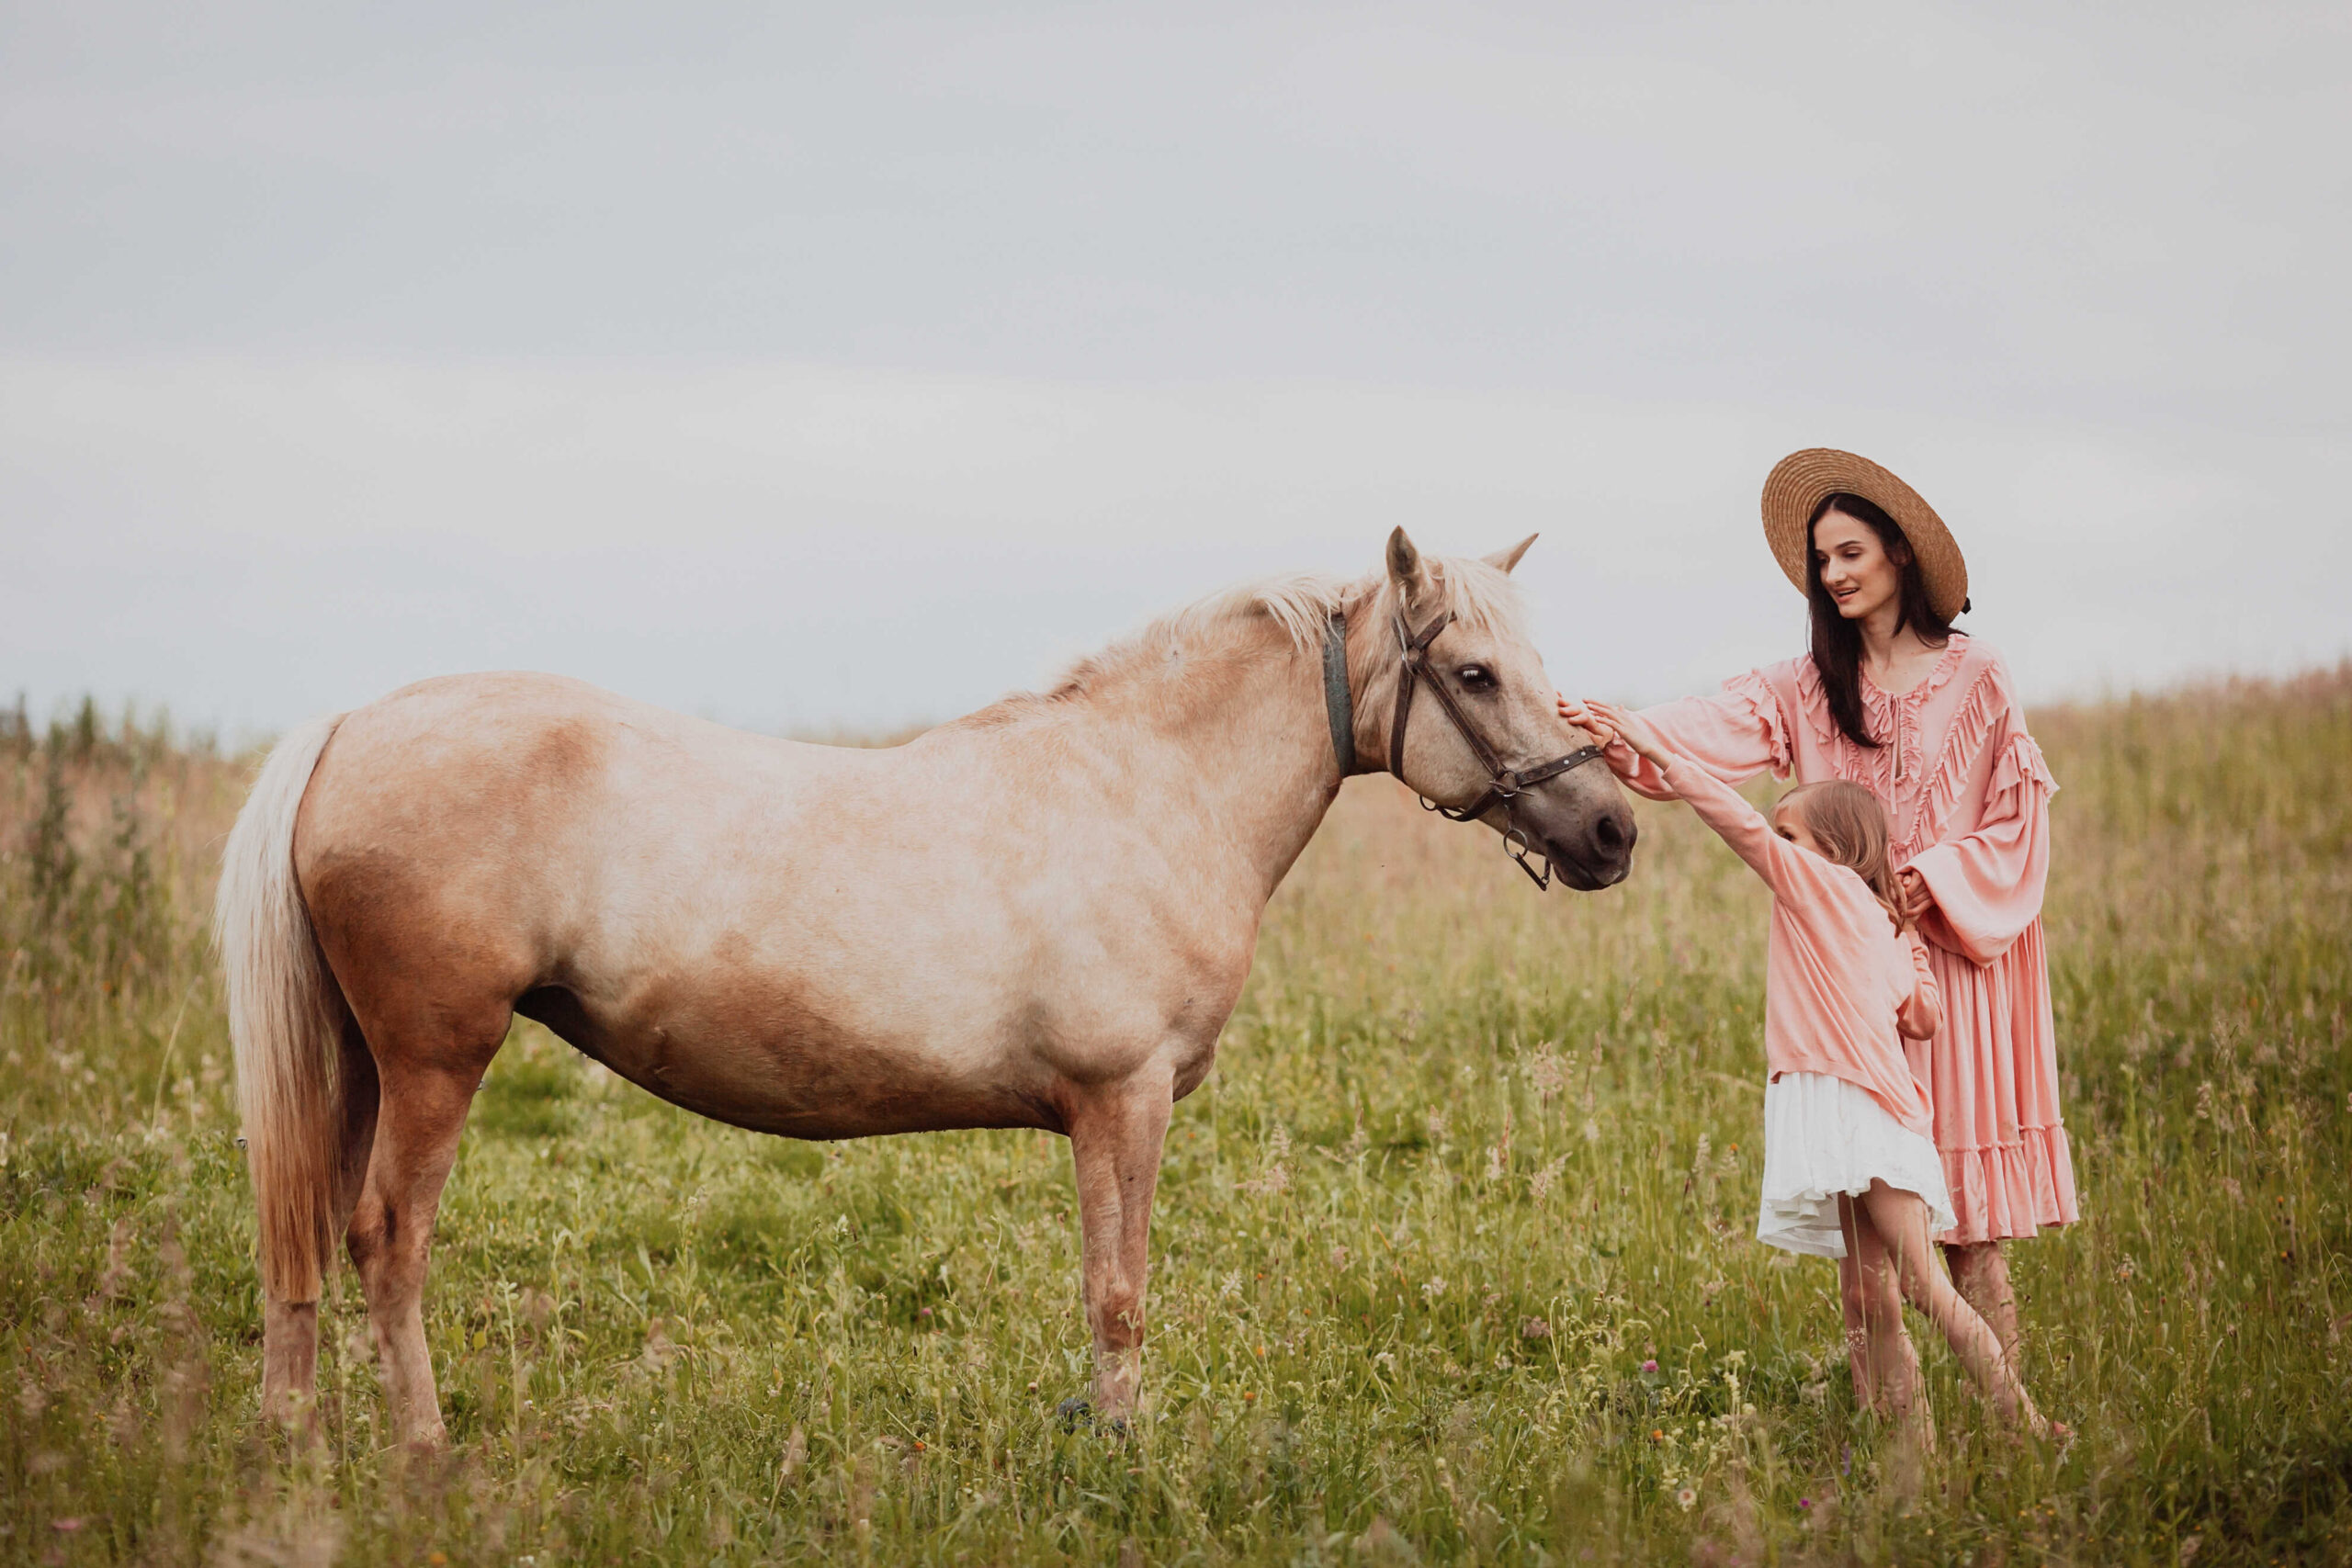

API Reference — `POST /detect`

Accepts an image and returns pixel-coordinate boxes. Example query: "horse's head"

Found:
[1366,528,1635,891]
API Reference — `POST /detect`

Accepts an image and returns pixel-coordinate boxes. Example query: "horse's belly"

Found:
[514,984,1066,1139]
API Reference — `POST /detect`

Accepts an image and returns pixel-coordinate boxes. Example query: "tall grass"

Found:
[3,674,2347,1564]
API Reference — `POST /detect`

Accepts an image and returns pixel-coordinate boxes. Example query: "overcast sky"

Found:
[5,3,2346,739]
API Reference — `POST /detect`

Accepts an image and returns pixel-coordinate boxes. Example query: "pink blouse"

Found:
[1660,758,1941,1139]
[1609,634,2078,1244]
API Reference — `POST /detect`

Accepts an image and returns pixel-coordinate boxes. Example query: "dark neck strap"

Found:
[1321,609,1357,778]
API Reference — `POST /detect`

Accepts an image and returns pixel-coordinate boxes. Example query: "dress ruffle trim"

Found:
[1988,731,2060,803]
[1794,658,1840,750]
[1909,664,1999,851]
[1721,669,1793,778]
[1792,639,1972,809]
[1933,1122,2079,1246]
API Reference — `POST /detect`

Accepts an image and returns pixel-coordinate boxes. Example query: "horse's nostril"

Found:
[1593,815,1625,850]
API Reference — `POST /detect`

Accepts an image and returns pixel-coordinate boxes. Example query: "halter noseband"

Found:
[1321,604,1608,889]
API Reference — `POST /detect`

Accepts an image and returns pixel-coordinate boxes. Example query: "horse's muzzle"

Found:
[1539,798,1637,891]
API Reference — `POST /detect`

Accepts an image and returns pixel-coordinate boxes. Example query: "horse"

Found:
[216,527,1636,1447]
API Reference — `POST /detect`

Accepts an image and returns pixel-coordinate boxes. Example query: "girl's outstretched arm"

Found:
[1585,700,1792,894]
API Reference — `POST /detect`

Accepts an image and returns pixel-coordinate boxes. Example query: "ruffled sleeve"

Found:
[1906,725,2059,965]
[1608,669,1794,802]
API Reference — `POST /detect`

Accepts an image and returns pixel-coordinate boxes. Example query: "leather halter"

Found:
[1321,604,1608,889]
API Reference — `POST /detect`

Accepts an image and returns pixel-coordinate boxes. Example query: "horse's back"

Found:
[297,674,804,1025]
[290,671,1238,1126]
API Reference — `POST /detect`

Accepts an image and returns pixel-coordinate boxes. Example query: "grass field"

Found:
[4,671,2349,1566]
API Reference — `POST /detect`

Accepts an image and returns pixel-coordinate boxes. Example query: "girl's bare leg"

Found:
[1859,1182,2048,1436]
[1836,1253,1871,1404]
[1838,1192,1924,1432]
[1944,1240,2021,1360]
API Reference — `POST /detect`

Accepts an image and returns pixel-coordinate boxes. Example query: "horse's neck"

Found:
[1092,625,1341,903]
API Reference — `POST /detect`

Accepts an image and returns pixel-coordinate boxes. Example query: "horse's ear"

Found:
[1386,527,1431,604]
[1484,534,1538,574]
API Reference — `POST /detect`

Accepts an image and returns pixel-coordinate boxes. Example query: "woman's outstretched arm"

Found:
[1584,700,1797,894]
[1560,671,1791,803]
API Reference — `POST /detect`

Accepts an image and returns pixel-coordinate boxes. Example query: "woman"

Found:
[1563,448,2075,1377]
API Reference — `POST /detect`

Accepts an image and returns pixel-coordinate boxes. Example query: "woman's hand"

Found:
[1896,865,1936,921]
[1585,700,1671,768]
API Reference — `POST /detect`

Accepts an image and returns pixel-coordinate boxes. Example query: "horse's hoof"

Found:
[1056,1397,1132,1438]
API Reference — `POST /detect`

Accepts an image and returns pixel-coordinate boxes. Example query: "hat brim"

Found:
[1761,449,1968,623]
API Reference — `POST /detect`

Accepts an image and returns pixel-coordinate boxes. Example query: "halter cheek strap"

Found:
[1377,604,1608,889]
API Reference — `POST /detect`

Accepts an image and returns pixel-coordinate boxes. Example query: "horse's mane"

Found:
[955,554,1528,727]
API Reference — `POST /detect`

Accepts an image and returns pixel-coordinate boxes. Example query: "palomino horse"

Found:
[217,528,1635,1446]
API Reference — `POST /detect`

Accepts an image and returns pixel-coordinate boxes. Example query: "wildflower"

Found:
[1676,1486,1697,1510]
[1798,1497,1812,1510]
[1527,1042,1566,1101]
[1521,1317,1551,1340]
[1530,1154,1567,1201]
[1641,1359,1659,1373]
[1421,1277,1446,1303]
[1329,1244,1351,1269]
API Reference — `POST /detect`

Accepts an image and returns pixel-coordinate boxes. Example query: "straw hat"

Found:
[1760,448,1969,622]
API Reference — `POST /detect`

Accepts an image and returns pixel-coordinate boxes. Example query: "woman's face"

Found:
[1811,510,1905,623]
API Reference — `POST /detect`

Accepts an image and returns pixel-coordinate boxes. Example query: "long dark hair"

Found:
[1806,492,1954,750]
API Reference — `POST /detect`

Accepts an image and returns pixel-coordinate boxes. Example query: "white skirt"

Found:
[1757,1071,1956,1258]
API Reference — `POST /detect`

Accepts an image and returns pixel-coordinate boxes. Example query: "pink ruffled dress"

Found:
[1611,634,2077,1245]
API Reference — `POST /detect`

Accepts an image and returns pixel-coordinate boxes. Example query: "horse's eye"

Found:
[1457,665,1495,690]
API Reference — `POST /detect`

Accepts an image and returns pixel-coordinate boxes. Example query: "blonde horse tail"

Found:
[215,712,348,1304]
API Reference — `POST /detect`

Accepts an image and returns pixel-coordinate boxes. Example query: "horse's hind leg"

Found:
[1066,1065,1174,1422]
[261,1011,379,1437]
[343,1015,503,1450]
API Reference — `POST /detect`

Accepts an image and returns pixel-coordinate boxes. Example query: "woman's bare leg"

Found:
[1860,1183,2047,1435]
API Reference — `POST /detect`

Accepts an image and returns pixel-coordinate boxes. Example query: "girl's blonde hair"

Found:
[1776,780,1908,931]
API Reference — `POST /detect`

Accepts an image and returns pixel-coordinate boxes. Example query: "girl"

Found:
[1562,451,2073,1386]
[1585,696,2052,1440]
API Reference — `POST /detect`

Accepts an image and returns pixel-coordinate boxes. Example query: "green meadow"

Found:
[3,671,2347,1565]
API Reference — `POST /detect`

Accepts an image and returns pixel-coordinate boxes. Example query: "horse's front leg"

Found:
[1064,1063,1173,1423]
